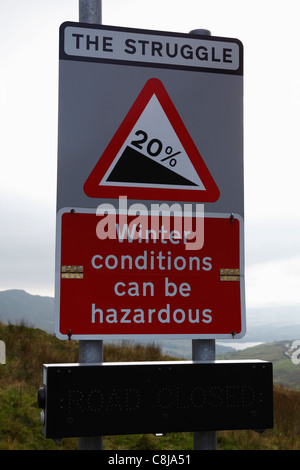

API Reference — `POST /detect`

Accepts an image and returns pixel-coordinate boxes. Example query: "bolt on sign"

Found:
[55,23,244,339]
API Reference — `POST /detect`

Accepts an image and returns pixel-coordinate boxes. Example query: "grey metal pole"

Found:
[78,0,103,451]
[78,342,103,450]
[192,339,217,449]
[79,0,101,24]
[190,27,217,452]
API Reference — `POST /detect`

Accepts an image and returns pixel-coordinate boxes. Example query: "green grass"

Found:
[1,322,300,450]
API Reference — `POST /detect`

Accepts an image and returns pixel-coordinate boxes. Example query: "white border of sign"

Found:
[54,207,245,341]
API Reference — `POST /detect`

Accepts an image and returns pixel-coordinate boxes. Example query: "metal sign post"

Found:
[78,0,103,451]
[191,28,217,451]
[192,339,217,449]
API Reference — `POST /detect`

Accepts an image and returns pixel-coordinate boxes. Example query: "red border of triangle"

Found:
[84,78,220,202]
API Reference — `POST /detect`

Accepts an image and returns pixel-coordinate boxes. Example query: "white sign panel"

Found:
[63,24,241,71]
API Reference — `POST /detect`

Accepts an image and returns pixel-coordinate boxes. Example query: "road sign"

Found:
[54,208,245,340]
[57,22,243,215]
[55,23,244,341]
[38,361,273,438]
[84,78,220,202]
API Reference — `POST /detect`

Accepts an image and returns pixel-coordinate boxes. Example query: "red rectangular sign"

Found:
[54,209,245,340]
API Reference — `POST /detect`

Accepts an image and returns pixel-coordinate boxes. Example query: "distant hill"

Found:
[1,290,300,389]
[218,340,300,390]
[242,304,300,342]
[0,289,233,355]
[0,289,54,333]
[1,289,300,358]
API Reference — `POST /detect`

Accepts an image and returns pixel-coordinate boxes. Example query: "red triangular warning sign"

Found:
[84,78,220,202]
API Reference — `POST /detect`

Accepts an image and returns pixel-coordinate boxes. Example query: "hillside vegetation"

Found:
[1,322,300,450]
[220,340,300,390]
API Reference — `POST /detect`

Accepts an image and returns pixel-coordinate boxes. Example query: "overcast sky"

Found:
[1,0,300,315]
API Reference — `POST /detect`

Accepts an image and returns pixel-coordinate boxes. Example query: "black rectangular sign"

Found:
[39,360,273,438]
